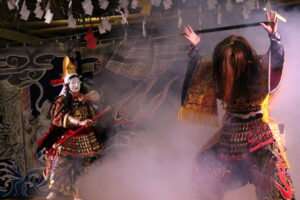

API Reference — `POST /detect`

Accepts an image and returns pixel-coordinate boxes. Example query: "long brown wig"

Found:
[213,35,262,105]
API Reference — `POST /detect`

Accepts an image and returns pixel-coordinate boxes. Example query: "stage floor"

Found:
[1,198,72,200]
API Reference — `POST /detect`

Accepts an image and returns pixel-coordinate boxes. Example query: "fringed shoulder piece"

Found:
[178,60,218,127]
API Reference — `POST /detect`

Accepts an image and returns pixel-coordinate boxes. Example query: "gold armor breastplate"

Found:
[70,99,91,121]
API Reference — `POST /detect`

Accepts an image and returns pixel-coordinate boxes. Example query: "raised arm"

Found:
[181,25,201,105]
[260,11,284,92]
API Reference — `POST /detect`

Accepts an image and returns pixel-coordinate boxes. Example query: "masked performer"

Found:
[179,12,295,199]
[37,56,102,200]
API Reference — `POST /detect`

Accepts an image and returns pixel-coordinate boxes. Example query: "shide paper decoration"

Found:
[2,0,277,50]
[198,4,202,26]
[68,0,76,28]
[7,0,19,10]
[34,1,44,19]
[82,0,94,15]
[151,0,161,7]
[207,0,217,10]
[242,0,256,19]
[116,8,129,25]
[163,0,172,10]
[131,0,138,9]
[225,0,233,12]
[68,13,77,28]
[142,16,146,37]
[98,17,112,34]
[44,1,53,24]
[217,5,222,24]
[20,0,30,21]
[178,8,182,28]
[99,0,109,10]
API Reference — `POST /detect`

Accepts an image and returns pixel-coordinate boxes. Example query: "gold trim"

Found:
[63,113,69,128]
[178,106,219,127]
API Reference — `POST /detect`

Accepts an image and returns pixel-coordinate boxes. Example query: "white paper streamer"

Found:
[7,0,16,10]
[44,9,54,24]
[242,0,255,19]
[44,1,54,24]
[68,13,77,28]
[68,0,72,9]
[8,0,19,10]
[151,0,161,7]
[163,0,172,10]
[119,0,129,9]
[15,0,20,9]
[45,1,50,11]
[34,2,44,19]
[99,0,109,10]
[198,5,202,26]
[116,8,128,24]
[67,1,76,28]
[20,0,30,21]
[217,5,222,25]
[131,0,138,9]
[264,0,272,11]
[142,16,146,37]
[255,0,260,9]
[98,23,106,34]
[102,17,111,31]
[207,0,217,10]
[225,0,233,12]
[82,0,94,15]
[178,8,182,29]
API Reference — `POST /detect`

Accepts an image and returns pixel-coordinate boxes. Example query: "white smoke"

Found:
[77,6,300,200]
[78,116,216,200]
[268,8,300,196]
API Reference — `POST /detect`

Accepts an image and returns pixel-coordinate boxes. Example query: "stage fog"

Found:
[77,6,300,200]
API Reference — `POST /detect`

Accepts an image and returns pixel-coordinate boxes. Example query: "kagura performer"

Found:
[37,57,103,200]
[179,12,296,199]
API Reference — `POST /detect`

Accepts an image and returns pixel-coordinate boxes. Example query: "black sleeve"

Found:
[181,45,200,105]
[269,32,284,70]
[269,33,285,92]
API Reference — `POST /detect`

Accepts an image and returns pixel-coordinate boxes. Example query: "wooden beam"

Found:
[0,28,43,45]
[28,18,144,33]
[26,13,176,34]
[9,14,143,28]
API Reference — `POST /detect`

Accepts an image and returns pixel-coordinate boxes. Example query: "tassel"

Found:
[178,106,219,127]
[269,122,291,169]
[274,152,293,199]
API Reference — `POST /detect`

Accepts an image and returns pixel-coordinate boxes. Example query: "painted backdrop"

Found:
[0,35,187,198]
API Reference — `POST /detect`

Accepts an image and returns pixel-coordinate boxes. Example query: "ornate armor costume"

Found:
[45,95,102,197]
[50,95,102,158]
[179,33,296,200]
[37,56,103,200]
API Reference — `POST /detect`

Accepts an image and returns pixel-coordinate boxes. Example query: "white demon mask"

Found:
[68,76,81,93]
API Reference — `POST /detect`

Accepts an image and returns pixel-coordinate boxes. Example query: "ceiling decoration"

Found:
[0,0,299,49]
